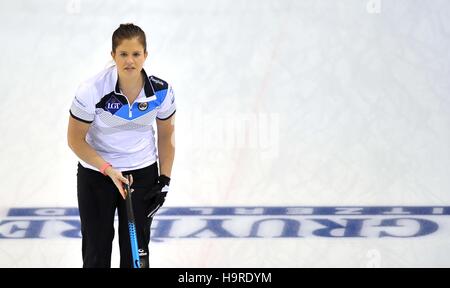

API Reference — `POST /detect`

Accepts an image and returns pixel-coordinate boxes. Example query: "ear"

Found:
[144,51,148,60]
[111,51,115,59]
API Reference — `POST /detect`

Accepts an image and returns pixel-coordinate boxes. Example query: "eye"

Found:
[133,52,141,57]
[120,52,128,57]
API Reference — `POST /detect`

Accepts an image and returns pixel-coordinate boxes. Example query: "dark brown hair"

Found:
[112,23,147,53]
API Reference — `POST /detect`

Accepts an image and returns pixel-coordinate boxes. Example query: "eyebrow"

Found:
[119,50,142,52]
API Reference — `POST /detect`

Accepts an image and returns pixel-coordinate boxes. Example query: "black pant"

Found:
[77,162,159,268]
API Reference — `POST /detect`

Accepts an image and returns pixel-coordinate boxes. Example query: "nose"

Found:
[125,56,134,65]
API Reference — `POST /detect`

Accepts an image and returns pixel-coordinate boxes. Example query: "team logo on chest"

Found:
[138,102,148,111]
[105,96,122,114]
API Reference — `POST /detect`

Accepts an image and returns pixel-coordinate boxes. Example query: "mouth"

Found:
[124,67,135,71]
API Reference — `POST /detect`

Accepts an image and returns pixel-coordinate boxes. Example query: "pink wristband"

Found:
[100,162,112,175]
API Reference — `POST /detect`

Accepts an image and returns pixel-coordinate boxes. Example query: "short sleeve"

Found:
[69,83,95,123]
[156,85,176,120]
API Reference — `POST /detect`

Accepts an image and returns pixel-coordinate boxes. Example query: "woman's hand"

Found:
[104,167,133,199]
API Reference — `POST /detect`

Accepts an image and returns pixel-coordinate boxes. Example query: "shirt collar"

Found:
[112,66,155,98]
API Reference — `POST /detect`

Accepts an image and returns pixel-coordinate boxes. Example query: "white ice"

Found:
[1,0,450,267]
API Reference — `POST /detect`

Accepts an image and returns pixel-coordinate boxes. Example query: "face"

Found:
[111,37,148,79]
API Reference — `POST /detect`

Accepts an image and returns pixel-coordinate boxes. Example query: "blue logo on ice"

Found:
[105,96,122,114]
[0,206,446,240]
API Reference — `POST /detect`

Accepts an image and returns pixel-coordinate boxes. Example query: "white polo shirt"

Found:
[70,65,176,172]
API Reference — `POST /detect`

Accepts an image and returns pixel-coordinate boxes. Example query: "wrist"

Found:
[100,162,112,175]
[159,175,171,186]
[104,166,113,176]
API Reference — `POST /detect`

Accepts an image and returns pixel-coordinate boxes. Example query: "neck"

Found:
[118,71,144,91]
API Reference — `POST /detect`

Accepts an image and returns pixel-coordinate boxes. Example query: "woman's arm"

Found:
[156,114,175,177]
[67,116,107,170]
[67,116,130,198]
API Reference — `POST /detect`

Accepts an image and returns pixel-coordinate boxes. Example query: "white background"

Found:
[1,0,450,267]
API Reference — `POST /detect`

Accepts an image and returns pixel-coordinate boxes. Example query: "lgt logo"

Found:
[105,96,122,114]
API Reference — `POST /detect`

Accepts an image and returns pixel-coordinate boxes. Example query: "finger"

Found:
[115,181,127,199]
[120,187,127,199]
[121,175,129,185]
